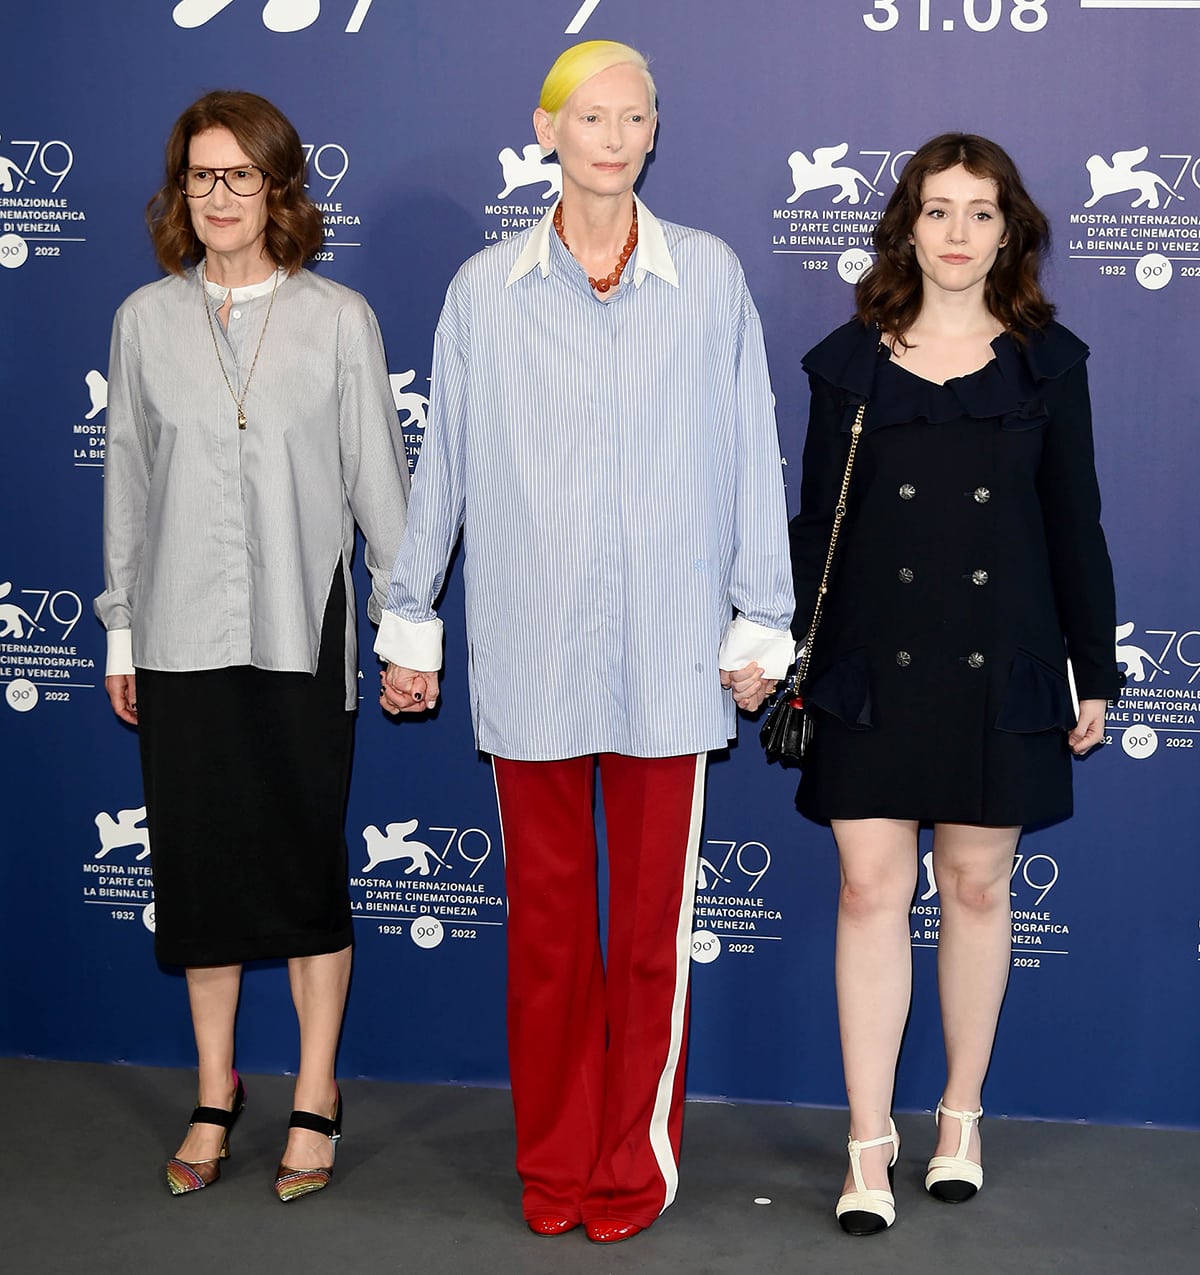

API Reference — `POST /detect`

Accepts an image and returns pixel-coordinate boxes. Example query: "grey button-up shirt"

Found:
[95,264,409,709]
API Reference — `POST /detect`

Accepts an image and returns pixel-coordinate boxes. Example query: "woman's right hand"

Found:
[380,664,440,715]
[105,673,138,725]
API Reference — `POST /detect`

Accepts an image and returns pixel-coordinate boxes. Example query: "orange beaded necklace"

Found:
[552,202,638,294]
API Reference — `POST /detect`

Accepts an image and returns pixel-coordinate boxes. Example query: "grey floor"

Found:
[5,1056,1197,1275]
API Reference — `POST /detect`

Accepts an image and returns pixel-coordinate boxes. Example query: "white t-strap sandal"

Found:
[836,1117,900,1235]
[925,1100,983,1203]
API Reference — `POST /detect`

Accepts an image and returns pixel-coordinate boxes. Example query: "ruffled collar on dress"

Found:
[802,319,1088,433]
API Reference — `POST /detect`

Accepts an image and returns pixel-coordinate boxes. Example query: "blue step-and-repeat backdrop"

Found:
[2,1,1198,1129]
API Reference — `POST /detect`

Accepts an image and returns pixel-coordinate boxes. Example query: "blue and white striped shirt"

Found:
[376,198,793,760]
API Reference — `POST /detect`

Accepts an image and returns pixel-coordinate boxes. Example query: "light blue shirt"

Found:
[376,198,793,760]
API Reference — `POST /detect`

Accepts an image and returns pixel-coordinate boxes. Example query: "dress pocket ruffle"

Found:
[995,648,1076,733]
[808,647,874,730]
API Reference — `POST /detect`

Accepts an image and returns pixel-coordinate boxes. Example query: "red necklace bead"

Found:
[553,202,638,293]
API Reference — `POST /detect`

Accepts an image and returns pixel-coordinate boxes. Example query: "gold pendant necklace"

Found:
[202,264,280,430]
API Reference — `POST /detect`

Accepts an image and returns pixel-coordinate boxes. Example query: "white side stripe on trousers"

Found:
[648,753,708,1212]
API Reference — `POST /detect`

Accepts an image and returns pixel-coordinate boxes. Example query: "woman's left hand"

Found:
[104,673,139,725]
[721,661,777,713]
[1069,698,1107,756]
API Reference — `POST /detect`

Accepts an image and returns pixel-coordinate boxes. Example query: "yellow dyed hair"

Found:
[538,40,656,116]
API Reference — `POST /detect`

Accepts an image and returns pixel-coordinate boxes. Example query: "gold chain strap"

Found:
[795,401,866,687]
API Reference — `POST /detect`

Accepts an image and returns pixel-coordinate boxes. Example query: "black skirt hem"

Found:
[155,921,355,968]
[795,796,1072,829]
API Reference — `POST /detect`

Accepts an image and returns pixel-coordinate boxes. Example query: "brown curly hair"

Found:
[856,133,1054,346]
[146,90,323,275]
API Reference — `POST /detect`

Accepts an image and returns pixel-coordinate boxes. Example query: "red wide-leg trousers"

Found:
[492,752,707,1229]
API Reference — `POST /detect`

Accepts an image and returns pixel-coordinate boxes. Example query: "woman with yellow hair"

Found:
[379,40,792,1242]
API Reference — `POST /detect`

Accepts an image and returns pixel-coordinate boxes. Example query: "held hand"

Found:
[1069,698,1107,756]
[379,663,440,715]
[105,673,138,726]
[721,661,776,713]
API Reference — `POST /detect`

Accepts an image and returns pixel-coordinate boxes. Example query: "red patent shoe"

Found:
[527,1216,579,1236]
[585,1220,643,1243]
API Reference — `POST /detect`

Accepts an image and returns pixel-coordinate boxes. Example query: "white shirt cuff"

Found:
[373,610,444,671]
[106,629,134,678]
[718,616,795,681]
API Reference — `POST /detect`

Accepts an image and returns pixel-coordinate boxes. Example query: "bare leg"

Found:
[175,963,242,1162]
[281,944,352,1168]
[832,818,919,1194]
[931,823,1020,1166]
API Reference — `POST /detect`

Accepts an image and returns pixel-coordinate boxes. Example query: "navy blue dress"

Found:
[789,321,1122,827]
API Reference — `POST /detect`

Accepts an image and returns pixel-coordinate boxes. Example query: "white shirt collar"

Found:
[201,260,285,302]
[505,194,679,290]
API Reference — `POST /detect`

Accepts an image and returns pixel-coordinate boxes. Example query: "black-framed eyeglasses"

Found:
[179,166,271,198]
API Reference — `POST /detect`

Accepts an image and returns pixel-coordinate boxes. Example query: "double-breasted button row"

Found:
[894,650,987,668]
[898,484,990,502]
[895,567,988,585]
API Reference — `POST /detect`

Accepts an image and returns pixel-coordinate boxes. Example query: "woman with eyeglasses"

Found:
[95,90,409,1201]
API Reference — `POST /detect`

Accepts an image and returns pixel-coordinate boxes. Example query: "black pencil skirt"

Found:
[136,573,355,966]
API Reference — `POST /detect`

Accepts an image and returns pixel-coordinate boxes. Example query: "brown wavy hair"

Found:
[146,91,323,275]
[856,133,1054,345]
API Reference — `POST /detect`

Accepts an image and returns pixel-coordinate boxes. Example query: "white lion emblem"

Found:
[1114,621,1167,684]
[94,807,152,861]
[85,369,108,420]
[497,144,561,201]
[787,144,881,205]
[389,370,429,432]
[362,820,445,876]
[1084,148,1179,210]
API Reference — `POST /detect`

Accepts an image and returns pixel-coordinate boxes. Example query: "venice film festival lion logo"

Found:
[1114,621,1169,684]
[93,807,152,861]
[388,371,428,431]
[360,819,445,876]
[84,370,107,419]
[0,142,30,193]
[496,145,561,203]
[787,144,883,206]
[1084,147,1182,210]
[90,806,156,931]
[0,582,43,639]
